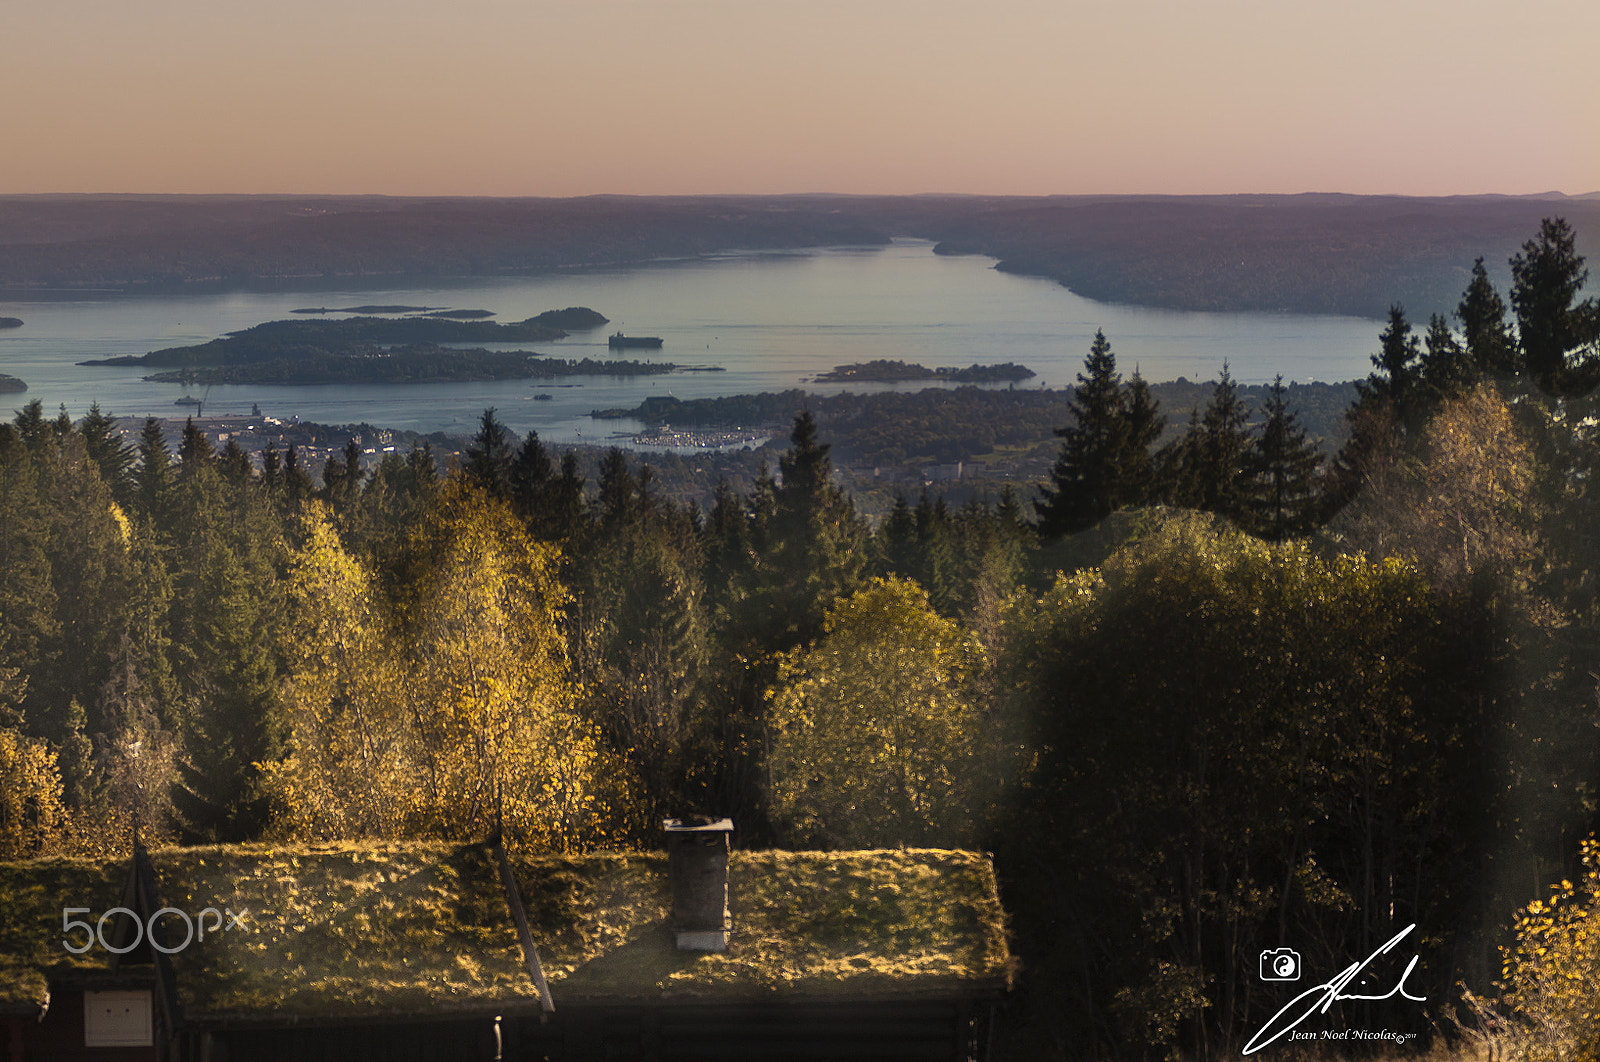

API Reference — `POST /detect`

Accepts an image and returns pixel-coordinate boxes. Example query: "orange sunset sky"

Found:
[3,0,1596,197]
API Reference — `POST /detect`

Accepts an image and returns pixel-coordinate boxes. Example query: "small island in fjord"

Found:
[0,374,26,393]
[0,317,22,329]
[72,307,676,385]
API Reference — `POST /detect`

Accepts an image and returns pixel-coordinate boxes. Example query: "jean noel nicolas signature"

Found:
[1242,925,1426,1055]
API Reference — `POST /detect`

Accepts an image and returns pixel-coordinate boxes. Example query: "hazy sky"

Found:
[3,0,1596,197]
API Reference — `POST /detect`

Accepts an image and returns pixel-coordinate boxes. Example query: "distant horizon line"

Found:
[4,190,1599,202]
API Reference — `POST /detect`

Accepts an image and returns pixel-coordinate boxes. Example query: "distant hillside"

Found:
[0,196,890,291]
[821,193,1600,320]
[1,193,1593,320]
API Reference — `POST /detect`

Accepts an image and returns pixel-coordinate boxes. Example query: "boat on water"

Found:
[608,331,664,350]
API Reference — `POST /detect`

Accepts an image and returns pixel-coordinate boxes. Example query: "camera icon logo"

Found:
[1260,947,1301,982]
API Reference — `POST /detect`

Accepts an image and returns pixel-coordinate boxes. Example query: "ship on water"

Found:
[608,331,664,350]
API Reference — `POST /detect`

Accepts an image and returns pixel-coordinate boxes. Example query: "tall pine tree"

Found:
[1036,331,1164,536]
[1242,376,1324,540]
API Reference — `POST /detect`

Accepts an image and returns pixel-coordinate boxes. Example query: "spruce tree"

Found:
[1173,364,1253,520]
[1242,376,1324,540]
[510,430,557,534]
[80,404,135,502]
[913,492,959,616]
[596,448,639,529]
[135,419,175,526]
[1510,217,1600,392]
[177,418,213,475]
[1358,305,1425,430]
[756,413,867,647]
[282,444,313,505]
[1457,257,1516,376]
[879,492,918,578]
[465,407,516,500]
[1036,331,1164,536]
[1419,313,1476,400]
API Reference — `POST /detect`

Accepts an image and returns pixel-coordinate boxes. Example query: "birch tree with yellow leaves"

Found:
[268,485,612,851]
[765,576,985,849]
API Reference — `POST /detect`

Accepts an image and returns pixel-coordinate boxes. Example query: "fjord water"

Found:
[0,240,1379,446]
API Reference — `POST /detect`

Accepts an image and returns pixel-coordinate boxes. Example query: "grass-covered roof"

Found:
[0,856,127,1012]
[0,843,1009,1022]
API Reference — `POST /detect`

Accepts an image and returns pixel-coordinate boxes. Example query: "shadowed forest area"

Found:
[3,218,1600,1059]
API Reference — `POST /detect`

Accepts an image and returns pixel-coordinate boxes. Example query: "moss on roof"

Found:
[0,843,1009,1021]
[0,856,127,1011]
[526,849,1011,1002]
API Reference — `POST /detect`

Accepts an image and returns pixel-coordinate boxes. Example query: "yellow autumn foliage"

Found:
[0,726,69,859]
[266,486,613,851]
[767,576,983,849]
[1467,836,1600,1061]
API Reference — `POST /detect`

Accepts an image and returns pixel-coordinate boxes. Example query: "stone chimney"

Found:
[664,817,733,951]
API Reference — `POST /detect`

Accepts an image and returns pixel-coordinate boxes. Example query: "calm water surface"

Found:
[0,240,1380,446]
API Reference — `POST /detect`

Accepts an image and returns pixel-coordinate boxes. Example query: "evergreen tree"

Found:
[1173,363,1253,520]
[80,404,135,502]
[1122,368,1165,502]
[12,401,47,446]
[1242,376,1324,540]
[1358,305,1425,430]
[465,407,516,500]
[510,430,560,536]
[260,446,280,493]
[913,492,959,615]
[1419,313,1476,400]
[762,412,866,646]
[702,477,753,627]
[177,418,213,475]
[1458,257,1516,376]
[217,437,252,486]
[548,451,587,541]
[1036,331,1164,536]
[282,444,313,505]
[135,419,175,527]
[878,492,918,578]
[596,448,639,529]
[1510,217,1600,392]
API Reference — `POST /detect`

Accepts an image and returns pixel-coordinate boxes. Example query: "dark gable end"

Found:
[0,842,1010,1061]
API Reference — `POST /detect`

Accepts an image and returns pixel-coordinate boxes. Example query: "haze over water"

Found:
[0,240,1380,446]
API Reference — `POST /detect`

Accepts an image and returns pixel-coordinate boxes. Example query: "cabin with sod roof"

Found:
[0,825,1011,1061]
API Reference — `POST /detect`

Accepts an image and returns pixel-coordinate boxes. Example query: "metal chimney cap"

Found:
[663,817,734,833]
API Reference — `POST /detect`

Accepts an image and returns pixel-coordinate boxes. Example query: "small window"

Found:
[84,990,153,1047]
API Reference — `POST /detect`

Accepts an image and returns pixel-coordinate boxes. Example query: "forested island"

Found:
[0,374,26,392]
[81,311,607,369]
[812,359,1035,383]
[0,317,22,329]
[140,346,678,385]
[72,308,662,385]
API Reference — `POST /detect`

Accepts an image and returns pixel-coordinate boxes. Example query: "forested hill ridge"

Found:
[2,193,1596,318]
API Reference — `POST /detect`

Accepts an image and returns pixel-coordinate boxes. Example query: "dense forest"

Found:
[3,218,1600,1059]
